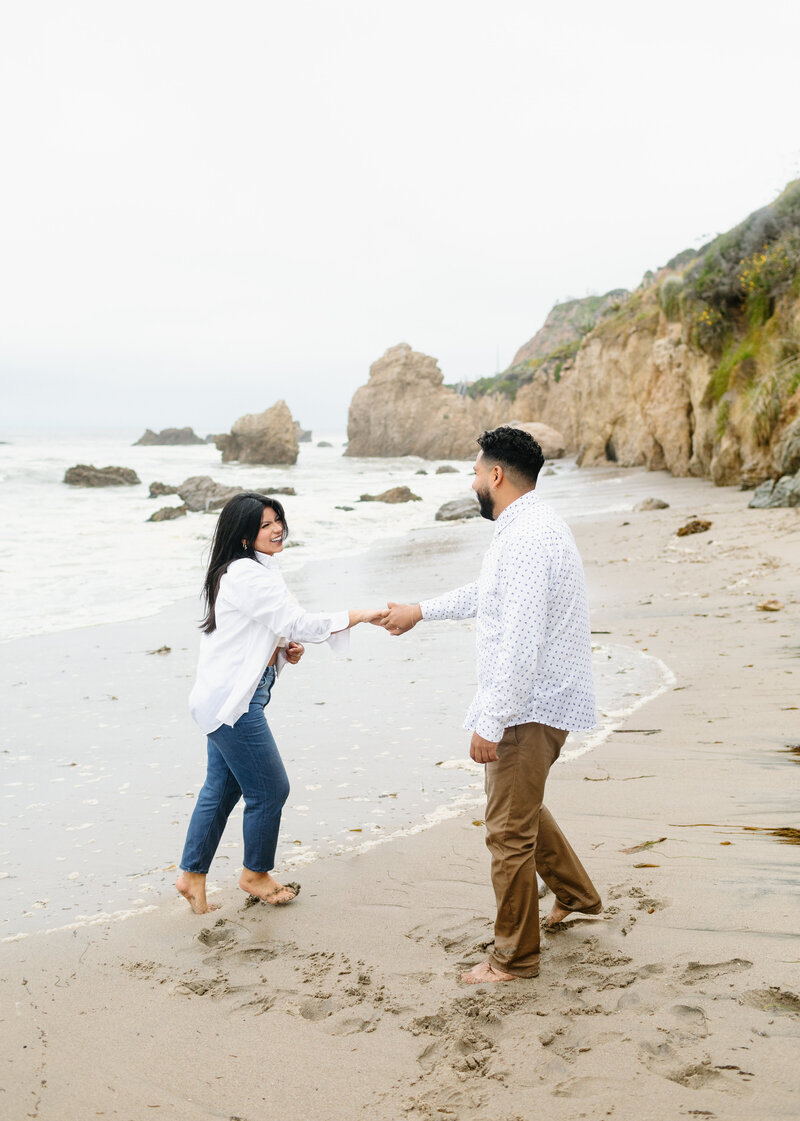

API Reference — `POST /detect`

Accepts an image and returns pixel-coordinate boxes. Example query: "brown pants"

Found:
[485,721,602,978]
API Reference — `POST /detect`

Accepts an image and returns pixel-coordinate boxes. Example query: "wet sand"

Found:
[2,470,799,1120]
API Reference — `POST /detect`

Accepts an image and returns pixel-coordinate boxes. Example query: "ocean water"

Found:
[0,428,473,642]
[0,428,675,938]
[0,427,668,643]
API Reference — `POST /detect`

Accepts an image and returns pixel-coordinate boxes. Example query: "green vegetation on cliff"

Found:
[471,180,800,466]
[684,179,800,352]
[463,289,628,399]
[463,337,582,400]
[684,181,800,447]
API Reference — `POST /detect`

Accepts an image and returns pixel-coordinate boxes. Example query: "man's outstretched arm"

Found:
[381,581,480,636]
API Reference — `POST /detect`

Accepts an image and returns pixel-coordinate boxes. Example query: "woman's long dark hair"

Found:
[201,492,289,634]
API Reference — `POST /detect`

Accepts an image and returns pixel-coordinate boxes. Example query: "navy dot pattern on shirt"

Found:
[421,490,596,739]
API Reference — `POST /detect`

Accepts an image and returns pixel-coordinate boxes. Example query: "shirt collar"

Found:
[255,551,276,567]
[494,488,539,533]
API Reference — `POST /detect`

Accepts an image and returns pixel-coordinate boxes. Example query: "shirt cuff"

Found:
[327,610,351,658]
[474,714,506,742]
[419,596,442,621]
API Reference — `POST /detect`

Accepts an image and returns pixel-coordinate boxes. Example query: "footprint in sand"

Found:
[665,1060,739,1090]
[293,992,384,1035]
[666,1003,709,1038]
[742,986,800,1017]
[234,993,275,1016]
[552,1075,631,1098]
[298,995,339,1021]
[230,944,280,964]
[197,923,236,948]
[401,1084,489,1120]
[172,976,228,998]
[679,958,753,985]
[325,1008,382,1036]
[407,994,506,1079]
[405,916,493,956]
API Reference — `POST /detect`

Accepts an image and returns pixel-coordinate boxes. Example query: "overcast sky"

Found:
[2,0,799,434]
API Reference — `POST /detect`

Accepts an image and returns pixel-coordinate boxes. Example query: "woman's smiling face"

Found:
[253,507,285,555]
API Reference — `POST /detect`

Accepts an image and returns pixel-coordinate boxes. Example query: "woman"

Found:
[176,491,380,914]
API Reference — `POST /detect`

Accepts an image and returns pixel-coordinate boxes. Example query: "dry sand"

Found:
[2,470,799,1121]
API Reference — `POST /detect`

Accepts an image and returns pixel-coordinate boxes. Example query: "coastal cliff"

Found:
[475,180,800,486]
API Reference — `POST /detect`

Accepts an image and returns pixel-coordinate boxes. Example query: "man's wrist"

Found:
[413,603,423,624]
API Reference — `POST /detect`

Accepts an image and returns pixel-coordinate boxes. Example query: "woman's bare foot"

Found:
[239,869,300,905]
[176,872,219,914]
[542,901,572,928]
[461,960,519,984]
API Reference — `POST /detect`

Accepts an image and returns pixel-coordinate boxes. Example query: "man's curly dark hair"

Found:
[477,426,544,486]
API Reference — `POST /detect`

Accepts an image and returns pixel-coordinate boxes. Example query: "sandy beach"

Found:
[2,468,799,1121]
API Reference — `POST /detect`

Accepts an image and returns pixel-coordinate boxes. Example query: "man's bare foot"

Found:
[461,960,519,984]
[176,872,219,914]
[239,869,300,906]
[543,902,572,928]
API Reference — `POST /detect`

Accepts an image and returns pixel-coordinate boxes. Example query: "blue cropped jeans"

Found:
[180,666,289,875]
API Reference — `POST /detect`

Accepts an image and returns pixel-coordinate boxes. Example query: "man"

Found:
[381,425,601,984]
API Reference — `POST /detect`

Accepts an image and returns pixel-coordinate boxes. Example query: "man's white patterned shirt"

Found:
[420,489,596,741]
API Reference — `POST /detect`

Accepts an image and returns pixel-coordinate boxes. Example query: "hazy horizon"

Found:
[2,1,799,435]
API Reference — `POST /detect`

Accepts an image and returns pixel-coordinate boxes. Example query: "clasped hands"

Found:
[371,601,422,636]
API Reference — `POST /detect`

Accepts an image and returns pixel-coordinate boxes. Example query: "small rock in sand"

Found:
[756,599,783,612]
[635,498,670,511]
[676,518,711,536]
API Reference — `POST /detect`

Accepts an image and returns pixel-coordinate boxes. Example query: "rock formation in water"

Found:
[435,497,481,521]
[345,343,505,459]
[134,427,205,446]
[176,476,243,512]
[148,504,188,521]
[64,465,140,487]
[149,482,180,498]
[215,400,299,465]
[358,486,422,503]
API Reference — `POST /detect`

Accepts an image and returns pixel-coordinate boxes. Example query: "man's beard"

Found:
[476,485,495,521]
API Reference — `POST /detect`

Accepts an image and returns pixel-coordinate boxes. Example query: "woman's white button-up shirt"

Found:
[189,553,349,734]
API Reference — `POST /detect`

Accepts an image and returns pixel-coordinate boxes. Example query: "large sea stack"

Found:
[345,343,504,459]
[215,400,299,465]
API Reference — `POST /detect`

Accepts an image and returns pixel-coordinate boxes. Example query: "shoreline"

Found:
[2,470,799,1119]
